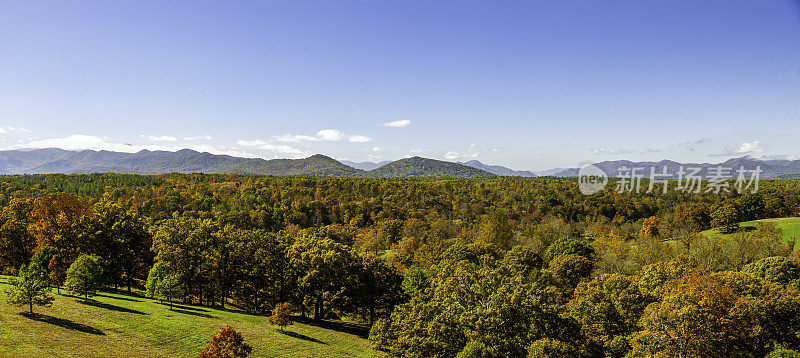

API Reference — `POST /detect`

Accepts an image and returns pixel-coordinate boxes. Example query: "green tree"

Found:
[146,262,183,308]
[156,275,183,309]
[288,233,356,320]
[767,350,800,358]
[475,210,515,250]
[526,338,579,358]
[64,254,105,300]
[568,274,650,357]
[742,256,800,286]
[83,201,151,293]
[711,201,740,234]
[545,237,596,262]
[4,263,54,313]
[151,216,218,305]
[29,246,57,287]
[348,255,405,325]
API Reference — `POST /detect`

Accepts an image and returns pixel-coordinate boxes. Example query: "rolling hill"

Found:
[368,156,496,178]
[0,149,492,178]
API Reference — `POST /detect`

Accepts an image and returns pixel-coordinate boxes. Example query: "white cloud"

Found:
[236,139,304,157]
[184,134,213,141]
[348,135,371,143]
[370,146,384,152]
[236,139,269,147]
[736,140,764,153]
[444,151,460,160]
[383,119,410,128]
[274,129,370,143]
[275,134,319,143]
[141,135,178,142]
[710,140,766,157]
[12,134,257,157]
[316,129,346,141]
[0,126,30,134]
[591,148,633,155]
[443,143,480,160]
[256,144,304,156]
[365,153,382,161]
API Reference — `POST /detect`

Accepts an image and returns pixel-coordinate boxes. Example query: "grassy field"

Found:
[0,279,382,357]
[701,217,800,248]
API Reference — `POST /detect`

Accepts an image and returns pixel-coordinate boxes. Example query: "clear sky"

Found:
[1,0,798,170]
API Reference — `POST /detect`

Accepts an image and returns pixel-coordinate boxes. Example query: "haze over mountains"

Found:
[0,148,798,179]
[0,149,495,178]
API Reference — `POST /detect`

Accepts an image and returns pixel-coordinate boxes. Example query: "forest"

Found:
[2,173,800,357]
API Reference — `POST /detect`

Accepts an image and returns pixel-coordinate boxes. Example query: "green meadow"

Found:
[0,279,381,358]
[701,217,800,248]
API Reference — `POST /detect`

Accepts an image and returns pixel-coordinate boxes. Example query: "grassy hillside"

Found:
[0,280,381,358]
[701,217,800,248]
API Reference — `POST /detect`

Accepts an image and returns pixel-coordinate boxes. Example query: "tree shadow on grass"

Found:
[78,299,146,315]
[170,308,216,319]
[278,330,327,345]
[155,301,211,312]
[294,317,370,339]
[21,312,105,336]
[95,293,142,303]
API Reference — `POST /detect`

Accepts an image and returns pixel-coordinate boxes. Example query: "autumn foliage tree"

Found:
[199,325,252,358]
[630,274,756,358]
[268,302,293,331]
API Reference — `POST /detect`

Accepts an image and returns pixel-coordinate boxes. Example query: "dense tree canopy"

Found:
[1,173,800,357]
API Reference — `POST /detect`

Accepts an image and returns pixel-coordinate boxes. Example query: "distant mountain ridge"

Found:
[369,157,495,178]
[2,149,798,179]
[339,160,392,171]
[459,160,536,177]
[0,149,493,178]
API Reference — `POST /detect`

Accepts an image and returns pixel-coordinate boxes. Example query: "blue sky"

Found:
[1,0,798,170]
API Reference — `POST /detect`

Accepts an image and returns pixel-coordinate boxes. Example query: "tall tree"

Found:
[83,201,152,293]
[0,198,36,270]
[152,216,218,304]
[711,201,741,234]
[65,254,105,300]
[288,233,356,320]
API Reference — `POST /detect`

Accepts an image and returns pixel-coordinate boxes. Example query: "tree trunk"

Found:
[369,305,375,326]
[126,266,133,294]
[29,300,33,313]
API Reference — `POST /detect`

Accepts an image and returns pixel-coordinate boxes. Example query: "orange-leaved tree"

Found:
[199,325,252,358]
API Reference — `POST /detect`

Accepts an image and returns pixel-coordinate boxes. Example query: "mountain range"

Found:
[0,149,495,178]
[0,148,797,179]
